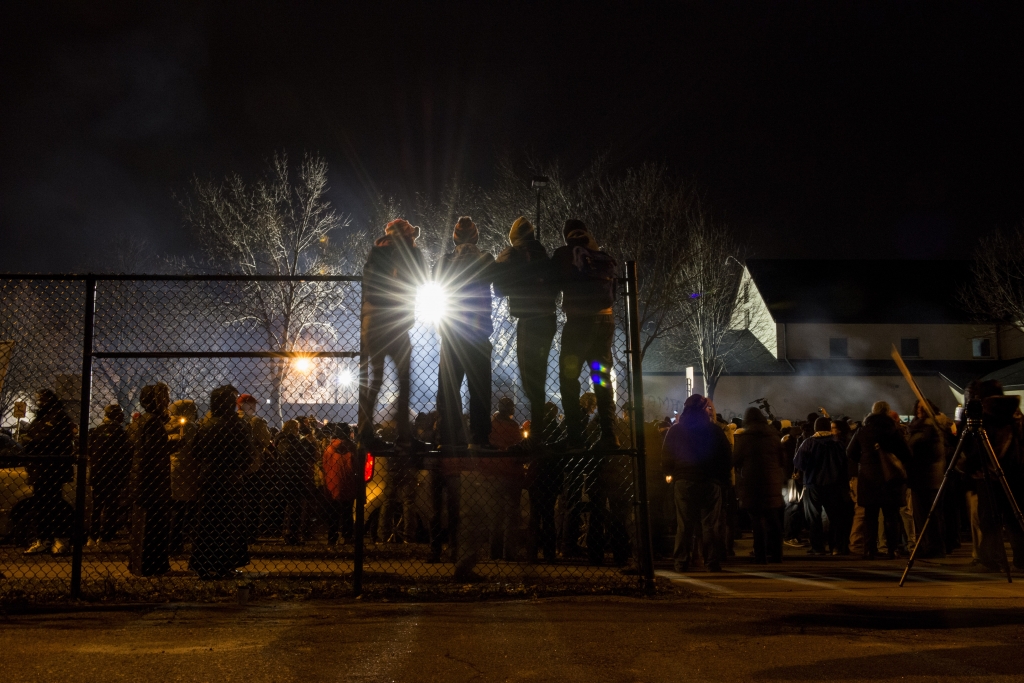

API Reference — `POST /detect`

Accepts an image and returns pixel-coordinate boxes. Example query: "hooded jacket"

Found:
[434,243,495,339]
[732,408,785,510]
[662,407,732,483]
[361,234,427,337]
[24,396,75,488]
[794,431,847,487]
[551,231,618,319]
[493,237,557,319]
[847,411,910,508]
[907,415,946,491]
[88,418,132,494]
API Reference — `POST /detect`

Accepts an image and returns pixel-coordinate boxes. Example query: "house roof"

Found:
[744,259,978,324]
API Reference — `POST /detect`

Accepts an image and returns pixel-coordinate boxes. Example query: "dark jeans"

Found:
[586,458,631,565]
[91,486,124,542]
[559,317,615,444]
[169,500,196,552]
[673,478,724,569]
[517,315,557,437]
[561,454,598,555]
[30,483,72,542]
[910,487,945,557]
[359,330,412,443]
[326,498,355,544]
[862,503,902,556]
[438,336,492,446]
[527,457,562,561]
[379,456,418,542]
[749,507,783,562]
[804,483,852,553]
[429,471,460,559]
[283,494,311,544]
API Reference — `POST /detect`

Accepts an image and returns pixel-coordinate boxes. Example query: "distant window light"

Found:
[829,337,849,358]
[972,338,992,359]
[900,338,920,358]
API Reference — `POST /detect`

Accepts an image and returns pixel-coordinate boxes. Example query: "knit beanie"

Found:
[563,219,587,241]
[509,216,534,244]
[385,218,420,242]
[814,417,831,432]
[565,228,598,250]
[453,216,479,245]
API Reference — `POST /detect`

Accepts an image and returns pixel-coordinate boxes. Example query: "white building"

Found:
[644,260,1024,422]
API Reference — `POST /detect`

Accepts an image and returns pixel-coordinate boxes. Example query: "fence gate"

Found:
[0,266,652,602]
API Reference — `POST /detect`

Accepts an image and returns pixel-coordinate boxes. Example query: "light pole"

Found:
[531,175,549,242]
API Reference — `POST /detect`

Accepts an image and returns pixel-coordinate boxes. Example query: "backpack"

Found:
[571,246,617,283]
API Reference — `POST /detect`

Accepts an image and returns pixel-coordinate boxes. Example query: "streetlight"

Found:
[531,175,549,242]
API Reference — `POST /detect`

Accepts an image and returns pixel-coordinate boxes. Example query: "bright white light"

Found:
[416,281,449,325]
[337,368,356,387]
[292,357,313,374]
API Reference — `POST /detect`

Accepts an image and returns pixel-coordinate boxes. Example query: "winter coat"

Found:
[88,420,132,496]
[907,416,946,491]
[480,412,524,482]
[662,410,732,484]
[245,414,272,473]
[732,413,785,510]
[493,238,557,319]
[189,407,255,578]
[794,433,848,487]
[168,421,200,503]
[275,432,320,497]
[361,235,427,338]
[551,232,618,320]
[23,401,75,489]
[847,412,910,509]
[434,243,495,340]
[323,436,359,502]
[129,411,173,508]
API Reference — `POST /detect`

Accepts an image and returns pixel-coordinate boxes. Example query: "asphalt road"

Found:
[3,539,1024,682]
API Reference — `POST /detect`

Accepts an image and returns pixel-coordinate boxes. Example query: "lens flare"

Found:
[292,356,313,373]
[337,368,355,387]
[416,281,449,325]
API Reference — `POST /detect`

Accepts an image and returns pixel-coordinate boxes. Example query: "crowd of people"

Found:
[658,380,1024,574]
[9,211,1023,582]
[3,214,635,581]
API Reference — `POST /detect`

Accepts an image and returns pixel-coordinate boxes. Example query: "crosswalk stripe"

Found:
[655,570,738,594]
[726,569,860,594]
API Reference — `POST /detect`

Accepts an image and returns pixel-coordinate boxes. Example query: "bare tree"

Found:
[963,224,1024,333]
[181,152,352,423]
[665,206,766,399]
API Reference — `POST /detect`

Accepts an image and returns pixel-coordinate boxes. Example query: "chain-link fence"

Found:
[0,270,653,601]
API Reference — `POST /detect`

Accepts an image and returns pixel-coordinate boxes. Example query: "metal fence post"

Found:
[353,283,367,597]
[71,275,97,599]
[624,262,655,594]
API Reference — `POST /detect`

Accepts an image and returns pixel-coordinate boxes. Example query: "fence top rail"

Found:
[0,273,362,282]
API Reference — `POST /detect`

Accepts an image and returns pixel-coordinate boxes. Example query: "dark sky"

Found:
[1,1,1022,271]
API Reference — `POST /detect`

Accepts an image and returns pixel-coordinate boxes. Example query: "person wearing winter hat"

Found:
[550,220,619,451]
[128,383,173,576]
[358,218,427,451]
[434,216,496,449]
[434,215,497,580]
[86,404,132,547]
[662,393,733,572]
[794,416,851,556]
[492,216,558,446]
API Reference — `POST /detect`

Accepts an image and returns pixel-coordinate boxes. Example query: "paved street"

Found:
[3,537,1024,682]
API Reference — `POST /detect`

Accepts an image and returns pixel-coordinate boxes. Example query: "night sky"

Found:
[1,1,1022,272]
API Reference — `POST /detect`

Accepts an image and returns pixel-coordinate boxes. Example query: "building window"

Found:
[900,338,920,358]
[972,338,992,359]
[829,337,849,358]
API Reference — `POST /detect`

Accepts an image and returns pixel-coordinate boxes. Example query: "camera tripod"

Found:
[900,400,1024,586]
